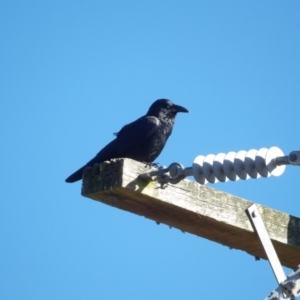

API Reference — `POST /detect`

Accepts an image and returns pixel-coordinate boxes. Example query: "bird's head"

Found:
[147,99,189,119]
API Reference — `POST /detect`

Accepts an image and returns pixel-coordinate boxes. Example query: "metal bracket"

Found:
[246,204,300,300]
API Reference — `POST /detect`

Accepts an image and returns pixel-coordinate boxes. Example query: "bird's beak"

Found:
[173,104,189,113]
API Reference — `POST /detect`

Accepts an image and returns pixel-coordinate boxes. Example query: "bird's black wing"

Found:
[65,116,160,183]
[114,115,160,154]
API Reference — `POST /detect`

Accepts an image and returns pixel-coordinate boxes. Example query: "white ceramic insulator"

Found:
[245,149,261,179]
[192,155,208,185]
[234,150,250,180]
[223,152,239,181]
[203,154,219,183]
[255,148,271,177]
[213,153,229,182]
[265,146,286,176]
[192,146,285,184]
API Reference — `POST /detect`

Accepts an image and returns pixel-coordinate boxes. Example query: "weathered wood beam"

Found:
[81,158,300,269]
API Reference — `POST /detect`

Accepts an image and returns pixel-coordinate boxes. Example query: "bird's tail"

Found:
[65,166,85,183]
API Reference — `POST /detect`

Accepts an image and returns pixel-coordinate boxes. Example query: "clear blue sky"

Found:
[1,1,300,299]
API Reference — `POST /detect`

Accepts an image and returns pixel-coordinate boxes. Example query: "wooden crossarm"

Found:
[81,158,300,269]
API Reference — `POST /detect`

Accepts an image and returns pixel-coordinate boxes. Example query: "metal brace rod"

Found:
[246,204,300,300]
[247,204,287,284]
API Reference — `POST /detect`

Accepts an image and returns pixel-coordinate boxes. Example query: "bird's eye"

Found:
[167,105,171,109]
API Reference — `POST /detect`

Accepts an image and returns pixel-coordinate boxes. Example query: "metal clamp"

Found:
[140,162,193,185]
[266,266,300,300]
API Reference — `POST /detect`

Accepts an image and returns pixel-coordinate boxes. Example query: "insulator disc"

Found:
[255,148,271,177]
[234,150,250,180]
[213,153,228,182]
[245,149,261,178]
[265,147,286,176]
[203,154,218,183]
[223,152,239,181]
[192,155,207,185]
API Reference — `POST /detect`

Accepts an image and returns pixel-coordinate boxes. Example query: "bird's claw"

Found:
[144,162,160,169]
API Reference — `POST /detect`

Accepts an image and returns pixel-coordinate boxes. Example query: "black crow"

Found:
[65,99,188,183]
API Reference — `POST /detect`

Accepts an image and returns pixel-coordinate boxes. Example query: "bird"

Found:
[65,99,188,183]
